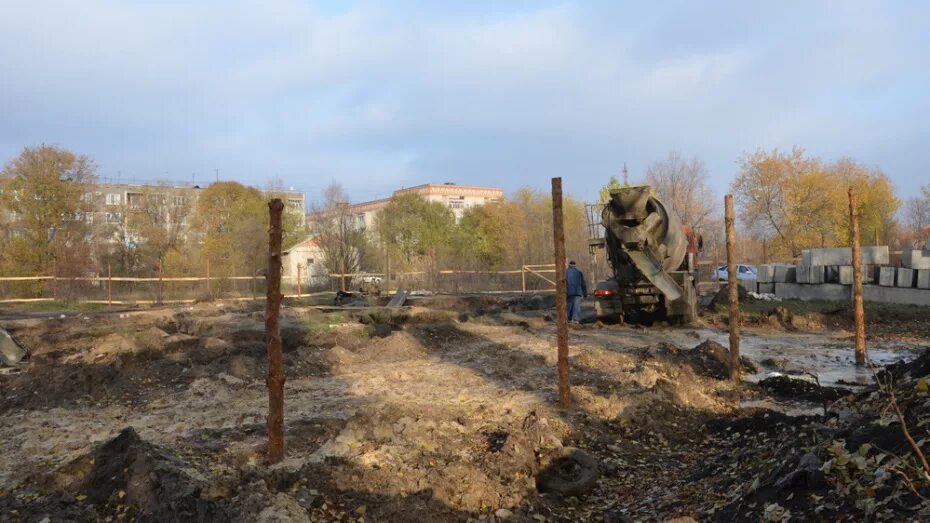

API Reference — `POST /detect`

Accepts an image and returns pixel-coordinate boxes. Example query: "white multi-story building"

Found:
[323,182,505,232]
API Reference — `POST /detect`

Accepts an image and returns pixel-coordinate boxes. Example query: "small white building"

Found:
[282,236,329,289]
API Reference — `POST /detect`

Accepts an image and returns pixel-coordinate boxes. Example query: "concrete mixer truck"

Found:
[589,185,700,324]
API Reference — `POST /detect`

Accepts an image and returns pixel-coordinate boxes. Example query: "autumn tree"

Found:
[598,176,626,203]
[191,181,304,286]
[826,159,900,245]
[732,147,836,257]
[455,203,511,269]
[0,145,96,277]
[309,183,372,290]
[645,152,716,233]
[375,193,455,284]
[732,148,902,258]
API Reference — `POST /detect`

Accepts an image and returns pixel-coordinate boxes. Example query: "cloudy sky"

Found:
[1,1,927,203]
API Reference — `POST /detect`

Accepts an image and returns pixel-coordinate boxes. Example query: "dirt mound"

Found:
[707,283,748,310]
[758,375,851,403]
[645,340,758,380]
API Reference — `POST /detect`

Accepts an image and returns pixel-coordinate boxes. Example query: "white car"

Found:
[715,264,757,282]
[360,275,383,284]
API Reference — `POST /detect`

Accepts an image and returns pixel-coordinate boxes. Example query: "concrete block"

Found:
[902,249,930,270]
[863,285,930,306]
[801,246,890,266]
[796,265,810,284]
[809,266,825,284]
[918,270,930,290]
[773,265,796,283]
[897,268,916,288]
[824,266,840,283]
[756,264,775,283]
[863,264,875,284]
[878,266,896,287]
[756,282,775,294]
[774,283,850,301]
[838,266,854,285]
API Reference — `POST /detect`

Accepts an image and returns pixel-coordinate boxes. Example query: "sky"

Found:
[1,1,928,204]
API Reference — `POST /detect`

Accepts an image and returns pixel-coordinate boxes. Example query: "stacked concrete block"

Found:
[838,266,854,285]
[796,265,810,284]
[773,265,796,283]
[809,266,825,284]
[903,249,930,270]
[837,265,874,285]
[756,264,775,283]
[897,268,916,288]
[801,246,890,266]
[878,266,896,287]
[756,282,775,294]
[918,270,930,290]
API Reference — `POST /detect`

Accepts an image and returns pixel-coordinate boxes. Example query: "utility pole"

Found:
[551,177,570,409]
[725,194,741,384]
[622,162,629,186]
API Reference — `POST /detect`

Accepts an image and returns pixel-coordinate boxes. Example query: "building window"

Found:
[306,258,314,265]
[288,198,302,208]
[105,212,122,224]
[448,201,465,209]
[172,196,188,206]
[106,193,122,206]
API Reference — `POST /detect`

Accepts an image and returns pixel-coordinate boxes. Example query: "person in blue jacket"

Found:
[565,260,587,323]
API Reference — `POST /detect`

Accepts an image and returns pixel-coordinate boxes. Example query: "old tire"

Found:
[536,447,600,496]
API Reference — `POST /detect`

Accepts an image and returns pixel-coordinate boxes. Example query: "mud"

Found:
[0,295,928,521]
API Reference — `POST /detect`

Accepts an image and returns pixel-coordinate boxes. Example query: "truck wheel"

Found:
[536,447,600,496]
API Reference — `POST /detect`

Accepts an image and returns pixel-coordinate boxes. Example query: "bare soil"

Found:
[0,295,928,521]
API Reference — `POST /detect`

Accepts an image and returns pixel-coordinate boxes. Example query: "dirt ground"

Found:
[1,295,929,522]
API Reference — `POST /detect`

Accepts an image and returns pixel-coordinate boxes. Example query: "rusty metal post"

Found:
[850,188,867,366]
[296,264,302,298]
[266,199,285,464]
[551,177,570,408]
[725,195,741,384]
[107,262,112,307]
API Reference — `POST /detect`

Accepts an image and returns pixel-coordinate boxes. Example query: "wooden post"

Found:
[339,255,347,292]
[725,194,741,384]
[551,177,570,409]
[266,199,285,464]
[107,262,112,307]
[762,239,767,264]
[157,258,164,305]
[296,264,302,298]
[53,261,58,301]
[850,188,867,366]
[521,265,526,294]
[205,258,212,298]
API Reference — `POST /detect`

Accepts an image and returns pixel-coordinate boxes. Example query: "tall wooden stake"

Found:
[266,199,285,464]
[849,188,867,366]
[157,258,164,305]
[725,194,741,384]
[296,264,302,298]
[107,262,112,307]
[551,177,570,408]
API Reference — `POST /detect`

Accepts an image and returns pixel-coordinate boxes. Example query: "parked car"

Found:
[715,264,757,282]
[360,275,383,284]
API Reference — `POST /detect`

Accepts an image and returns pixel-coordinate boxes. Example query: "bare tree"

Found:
[644,152,716,232]
[309,183,369,290]
[903,184,930,248]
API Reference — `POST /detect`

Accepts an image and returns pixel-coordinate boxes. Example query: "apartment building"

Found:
[1,180,306,241]
[316,182,504,232]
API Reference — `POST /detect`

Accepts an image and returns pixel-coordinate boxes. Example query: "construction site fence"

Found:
[0,265,560,305]
[1,261,749,306]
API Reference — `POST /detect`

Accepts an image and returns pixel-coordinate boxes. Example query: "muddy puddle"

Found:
[578,326,921,388]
